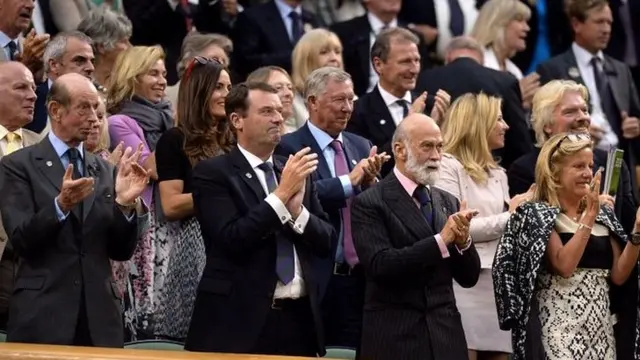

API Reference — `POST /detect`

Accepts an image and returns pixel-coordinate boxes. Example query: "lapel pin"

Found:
[46,161,53,167]
[379,119,386,125]
[245,173,253,179]
[351,159,357,165]
[568,67,580,79]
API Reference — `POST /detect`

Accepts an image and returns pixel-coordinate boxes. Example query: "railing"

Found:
[0,343,317,360]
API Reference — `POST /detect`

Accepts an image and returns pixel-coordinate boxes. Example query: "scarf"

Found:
[118,95,174,152]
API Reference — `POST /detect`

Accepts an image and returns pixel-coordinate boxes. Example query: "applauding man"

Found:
[185,82,334,357]
[276,67,389,350]
[351,113,481,360]
[0,73,149,347]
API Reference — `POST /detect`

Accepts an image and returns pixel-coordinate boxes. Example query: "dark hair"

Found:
[565,0,609,22]
[225,82,278,117]
[370,27,420,63]
[47,80,72,109]
[177,60,234,165]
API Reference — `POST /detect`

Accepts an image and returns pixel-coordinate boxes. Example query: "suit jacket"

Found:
[275,124,373,298]
[194,0,255,36]
[606,0,640,67]
[184,147,334,354]
[0,136,138,346]
[351,172,480,360]
[231,0,321,80]
[330,14,434,96]
[416,57,533,170]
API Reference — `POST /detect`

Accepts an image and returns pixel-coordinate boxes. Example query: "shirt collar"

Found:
[237,144,273,169]
[394,166,423,197]
[0,31,17,49]
[377,83,412,107]
[367,12,397,35]
[307,120,343,151]
[0,125,22,140]
[274,0,302,18]
[572,42,604,68]
[483,47,523,79]
[48,131,84,160]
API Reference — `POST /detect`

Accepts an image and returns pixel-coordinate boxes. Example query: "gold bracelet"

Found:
[578,223,592,231]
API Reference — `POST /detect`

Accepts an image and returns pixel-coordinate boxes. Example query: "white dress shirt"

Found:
[32,1,46,35]
[367,12,398,93]
[433,0,479,58]
[571,42,618,150]
[377,84,412,126]
[236,145,309,299]
[483,47,523,80]
[0,125,24,154]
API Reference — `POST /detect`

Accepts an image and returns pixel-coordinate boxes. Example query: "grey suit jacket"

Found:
[0,128,43,259]
[0,136,138,347]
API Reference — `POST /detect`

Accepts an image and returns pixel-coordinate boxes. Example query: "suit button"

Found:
[74,280,80,286]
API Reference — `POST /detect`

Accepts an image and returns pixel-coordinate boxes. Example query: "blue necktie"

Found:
[413,186,434,227]
[6,41,18,61]
[289,11,303,44]
[448,0,465,36]
[257,162,295,285]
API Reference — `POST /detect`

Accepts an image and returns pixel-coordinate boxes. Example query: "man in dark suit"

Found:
[352,112,481,360]
[536,0,640,194]
[347,27,450,177]
[185,82,334,356]
[331,0,434,96]
[195,0,258,36]
[276,67,389,349]
[606,0,640,89]
[416,36,533,170]
[231,0,321,79]
[0,73,149,346]
[508,79,638,360]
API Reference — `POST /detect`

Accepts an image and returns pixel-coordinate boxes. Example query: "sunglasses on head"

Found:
[550,133,591,158]
[183,56,223,81]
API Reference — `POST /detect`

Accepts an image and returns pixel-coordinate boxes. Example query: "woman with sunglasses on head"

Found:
[493,132,640,360]
[154,56,233,341]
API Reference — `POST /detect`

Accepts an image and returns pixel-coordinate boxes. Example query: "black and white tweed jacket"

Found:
[492,201,640,360]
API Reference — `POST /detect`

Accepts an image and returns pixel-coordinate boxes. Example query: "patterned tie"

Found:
[448,0,465,36]
[6,41,18,61]
[257,161,295,284]
[396,99,409,118]
[329,140,358,266]
[179,0,193,32]
[413,185,434,227]
[4,132,21,155]
[289,11,303,44]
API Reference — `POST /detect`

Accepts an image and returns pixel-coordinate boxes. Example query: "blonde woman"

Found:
[436,93,532,360]
[494,133,640,359]
[106,45,178,340]
[289,28,344,133]
[472,0,540,108]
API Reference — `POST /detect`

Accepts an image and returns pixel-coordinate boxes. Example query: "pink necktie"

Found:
[330,140,358,266]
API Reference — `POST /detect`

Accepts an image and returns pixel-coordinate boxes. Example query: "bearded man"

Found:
[350,113,481,360]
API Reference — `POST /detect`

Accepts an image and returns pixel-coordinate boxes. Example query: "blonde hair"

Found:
[531,80,589,147]
[106,45,165,113]
[291,29,343,94]
[471,0,531,51]
[442,93,503,183]
[534,133,592,207]
[94,98,111,153]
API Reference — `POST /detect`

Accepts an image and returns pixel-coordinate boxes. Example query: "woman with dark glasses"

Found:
[154,56,233,340]
[493,133,640,359]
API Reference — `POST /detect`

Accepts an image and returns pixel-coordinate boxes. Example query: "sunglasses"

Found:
[183,56,223,81]
[550,133,591,158]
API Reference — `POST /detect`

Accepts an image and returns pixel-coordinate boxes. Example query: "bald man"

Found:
[0,73,150,347]
[0,61,42,330]
[351,113,481,360]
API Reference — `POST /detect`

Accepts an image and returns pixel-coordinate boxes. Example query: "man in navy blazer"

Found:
[276,67,389,350]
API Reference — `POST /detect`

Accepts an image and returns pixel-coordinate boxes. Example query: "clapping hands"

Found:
[115,144,150,206]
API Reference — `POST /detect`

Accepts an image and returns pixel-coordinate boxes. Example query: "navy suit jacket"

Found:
[275,124,373,299]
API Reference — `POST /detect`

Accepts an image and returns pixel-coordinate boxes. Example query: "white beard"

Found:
[406,149,440,186]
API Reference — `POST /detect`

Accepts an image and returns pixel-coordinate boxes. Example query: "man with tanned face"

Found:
[0,0,49,76]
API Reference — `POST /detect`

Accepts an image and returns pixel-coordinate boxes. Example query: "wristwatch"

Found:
[631,233,640,246]
[116,197,140,213]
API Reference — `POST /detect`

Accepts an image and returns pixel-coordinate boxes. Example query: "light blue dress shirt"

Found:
[0,31,17,60]
[273,0,303,42]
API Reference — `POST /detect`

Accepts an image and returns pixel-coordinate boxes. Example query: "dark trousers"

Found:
[252,297,317,356]
[73,289,93,346]
[0,252,16,331]
[322,264,365,349]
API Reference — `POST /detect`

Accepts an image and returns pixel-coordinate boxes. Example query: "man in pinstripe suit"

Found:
[351,113,480,360]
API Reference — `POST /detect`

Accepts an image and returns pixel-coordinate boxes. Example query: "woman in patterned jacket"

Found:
[493,132,640,360]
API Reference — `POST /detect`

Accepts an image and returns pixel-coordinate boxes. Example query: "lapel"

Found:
[341,135,360,172]
[298,124,332,179]
[429,188,449,233]
[82,151,97,221]
[382,173,435,242]
[229,147,267,202]
[264,1,295,48]
[368,87,397,140]
[562,50,586,85]
[602,56,625,111]
[33,137,65,192]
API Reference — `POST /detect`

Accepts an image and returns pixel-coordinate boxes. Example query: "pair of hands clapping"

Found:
[440,200,479,247]
[274,148,319,218]
[349,146,391,187]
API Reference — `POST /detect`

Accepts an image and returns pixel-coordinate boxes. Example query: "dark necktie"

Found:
[6,41,18,61]
[289,11,303,44]
[179,0,193,32]
[396,99,409,119]
[590,57,616,123]
[413,185,434,227]
[329,140,358,266]
[257,161,295,285]
[66,148,84,219]
[448,0,465,36]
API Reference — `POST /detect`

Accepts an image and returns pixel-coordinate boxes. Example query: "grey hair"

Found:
[77,7,132,58]
[391,122,410,156]
[177,32,233,78]
[303,66,352,102]
[445,36,484,57]
[43,31,93,73]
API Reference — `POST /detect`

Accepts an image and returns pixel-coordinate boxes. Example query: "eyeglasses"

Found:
[550,133,591,158]
[183,56,223,81]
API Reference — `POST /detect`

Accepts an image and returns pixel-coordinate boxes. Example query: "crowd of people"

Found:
[0,0,640,359]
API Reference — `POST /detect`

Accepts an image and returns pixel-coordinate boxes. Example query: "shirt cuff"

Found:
[455,237,473,254]
[434,234,450,259]
[265,193,292,224]
[289,206,310,234]
[54,198,69,222]
[121,209,136,222]
[338,175,354,198]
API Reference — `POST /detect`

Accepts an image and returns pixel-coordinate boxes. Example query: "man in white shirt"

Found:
[185,82,334,356]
